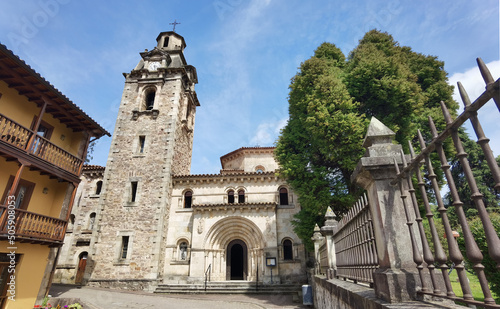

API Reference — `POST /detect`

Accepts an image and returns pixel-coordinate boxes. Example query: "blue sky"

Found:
[0,0,498,175]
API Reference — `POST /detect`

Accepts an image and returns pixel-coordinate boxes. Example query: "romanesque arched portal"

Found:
[203,216,265,281]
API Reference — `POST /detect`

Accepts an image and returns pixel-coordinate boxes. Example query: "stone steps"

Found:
[154,281,302,294]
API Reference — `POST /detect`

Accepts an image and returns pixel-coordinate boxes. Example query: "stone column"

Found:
[351,117,421,302]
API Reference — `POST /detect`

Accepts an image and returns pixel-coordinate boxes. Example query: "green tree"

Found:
[345,30,457,154]
[276,30,459,250]
[85,141,96,163]
[275,43,367,249]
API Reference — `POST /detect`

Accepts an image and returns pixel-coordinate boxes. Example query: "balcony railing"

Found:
[0,113,83,176]
[0,205,67,244]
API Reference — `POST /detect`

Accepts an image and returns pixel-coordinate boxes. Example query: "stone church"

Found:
[54,32,306,291]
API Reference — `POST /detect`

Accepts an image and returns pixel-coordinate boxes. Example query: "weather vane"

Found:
[170,19,181,32]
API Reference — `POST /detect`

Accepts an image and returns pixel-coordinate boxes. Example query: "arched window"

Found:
[88,212,96,230]
[184,191,192,208]
[279,188,289,205]
[283,239,293,260]
[179,242,188,260]
[228,190,235,204]
[95,180,103,195]
[238,189,245,203]
[255,165,265,173]
[145,90,155,110]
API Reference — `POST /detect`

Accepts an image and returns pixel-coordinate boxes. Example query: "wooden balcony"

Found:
[0,113,83,182]
[0,205,67,245]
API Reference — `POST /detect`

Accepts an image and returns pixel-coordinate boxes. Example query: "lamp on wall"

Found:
[42,187,49,194]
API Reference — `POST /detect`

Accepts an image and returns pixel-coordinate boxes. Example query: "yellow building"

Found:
[0,44,109,309]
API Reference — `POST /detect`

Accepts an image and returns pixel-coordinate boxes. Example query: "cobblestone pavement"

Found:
[49,285,310,309]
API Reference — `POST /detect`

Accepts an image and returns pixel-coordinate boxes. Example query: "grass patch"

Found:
[448,268,500,304]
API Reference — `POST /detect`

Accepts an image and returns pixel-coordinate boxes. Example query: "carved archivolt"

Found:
[203,216,264,251]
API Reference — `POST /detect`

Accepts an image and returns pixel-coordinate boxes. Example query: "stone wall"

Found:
[312,276,463,309]
[54,167,103,284]
[171,91,195,175]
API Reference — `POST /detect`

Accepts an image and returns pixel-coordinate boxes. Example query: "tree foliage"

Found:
[275,43,366,249]
[85,141,96,164]
[276,30,460,250]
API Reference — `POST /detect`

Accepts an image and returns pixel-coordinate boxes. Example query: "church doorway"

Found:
[226,239,247,280]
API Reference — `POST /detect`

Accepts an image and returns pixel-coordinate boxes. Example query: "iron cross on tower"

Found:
[170,20,181,32]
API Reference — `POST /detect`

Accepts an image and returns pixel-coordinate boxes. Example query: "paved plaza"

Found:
[49,285,309,309]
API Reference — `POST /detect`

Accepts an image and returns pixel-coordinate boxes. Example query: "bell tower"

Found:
[89,32,199,289]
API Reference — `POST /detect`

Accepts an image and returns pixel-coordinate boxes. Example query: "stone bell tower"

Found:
[88,32,200,290]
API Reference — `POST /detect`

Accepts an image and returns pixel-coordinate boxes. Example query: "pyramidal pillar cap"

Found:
[362,117,396,148]
[325,206,336,220]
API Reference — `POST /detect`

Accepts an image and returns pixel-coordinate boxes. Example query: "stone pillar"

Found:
[320,207,337,279]
[351,117,420,302]
[311,224,323,275]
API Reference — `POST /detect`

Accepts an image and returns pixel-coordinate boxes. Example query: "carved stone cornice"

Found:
[192,202,276,213]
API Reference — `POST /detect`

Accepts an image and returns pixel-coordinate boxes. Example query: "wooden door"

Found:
[75,253,88,284]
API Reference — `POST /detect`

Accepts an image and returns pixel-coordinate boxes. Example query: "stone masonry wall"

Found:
[171,91,194,175]
[89,69,193,290]
[54,169,103,284]
[312,276,463,309]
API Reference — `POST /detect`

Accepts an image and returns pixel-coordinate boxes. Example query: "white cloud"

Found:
[448,60,500,156]
[249,117,288,146]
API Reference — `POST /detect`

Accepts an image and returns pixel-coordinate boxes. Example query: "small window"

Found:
[283,239,293,260]
[68,214,75,230]
[255,165,265,173]
[228,190,235,204]
[184,191,192,208]
[138,136,146,153]
[146,91,155,110]
[179,242,188,260]
[120,236,130,259]
[88,213,96,230]
[186,101,192,120]
[279,188,289,205]
[37,123,52,139]
[163,37,169,48]
[130,181,138,202]
[95,180,103,195]
[238,190,245,203]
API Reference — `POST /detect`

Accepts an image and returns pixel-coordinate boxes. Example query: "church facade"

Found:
[54,32,306,291]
